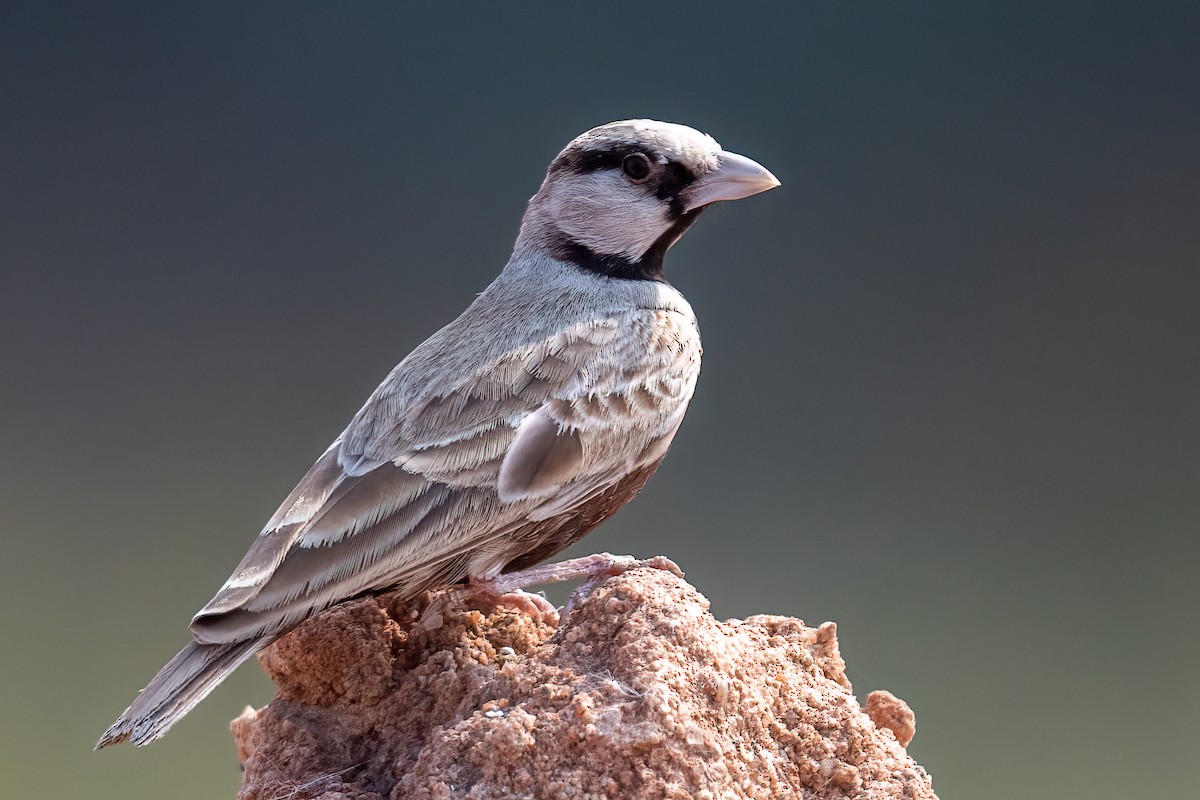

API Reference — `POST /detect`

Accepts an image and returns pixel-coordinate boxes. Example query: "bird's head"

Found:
[517,119,779,280]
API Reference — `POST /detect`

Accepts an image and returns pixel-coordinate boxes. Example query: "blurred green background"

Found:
[3,2,1198,798]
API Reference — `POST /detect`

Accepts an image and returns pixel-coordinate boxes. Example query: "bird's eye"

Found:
[622,152,652,182]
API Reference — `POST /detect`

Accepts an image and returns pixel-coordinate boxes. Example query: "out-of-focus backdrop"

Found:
[3,3,1197,798]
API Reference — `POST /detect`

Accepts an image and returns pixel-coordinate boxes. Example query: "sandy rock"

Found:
[232,567,936,800]
[866,690,917,748]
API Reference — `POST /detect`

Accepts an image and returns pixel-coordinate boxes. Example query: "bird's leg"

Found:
[492,552,682,592]
[558,555,680,618]
[483,552,683,618]
[428,553,682,627]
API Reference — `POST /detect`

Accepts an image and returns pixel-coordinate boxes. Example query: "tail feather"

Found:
[95,638,261,748]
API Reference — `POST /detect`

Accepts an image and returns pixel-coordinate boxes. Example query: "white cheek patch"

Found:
[546,172,670,260]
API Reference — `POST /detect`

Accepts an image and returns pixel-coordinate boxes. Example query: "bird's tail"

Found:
[95,638,261,748]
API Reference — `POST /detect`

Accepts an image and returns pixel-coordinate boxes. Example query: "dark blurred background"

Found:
[3,2,1198,798]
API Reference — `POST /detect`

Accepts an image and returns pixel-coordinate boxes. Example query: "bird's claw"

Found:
[484,589,559,619]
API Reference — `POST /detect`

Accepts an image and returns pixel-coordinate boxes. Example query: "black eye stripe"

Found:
[550,143,646,174]
[548,144,698,220]
[552,145,696,180]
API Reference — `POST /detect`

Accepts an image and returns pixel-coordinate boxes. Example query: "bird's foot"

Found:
[491,552,682,593]
[422,585,558,630]
[562,554,684,616]
[425,553,682,628]
[473,587,560,618]
[490,552,683,618]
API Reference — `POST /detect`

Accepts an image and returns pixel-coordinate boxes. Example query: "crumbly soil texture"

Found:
[231,567,936,800]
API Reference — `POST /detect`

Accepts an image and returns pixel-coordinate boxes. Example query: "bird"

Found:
[97,119,779,748]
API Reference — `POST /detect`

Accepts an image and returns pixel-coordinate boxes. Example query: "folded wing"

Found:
[190,310,699,645]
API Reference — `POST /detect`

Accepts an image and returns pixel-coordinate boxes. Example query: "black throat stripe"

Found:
[550,207,707,282]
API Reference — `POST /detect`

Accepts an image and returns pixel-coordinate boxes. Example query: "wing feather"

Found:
[192,307,701,645]
[497,408,586,502]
